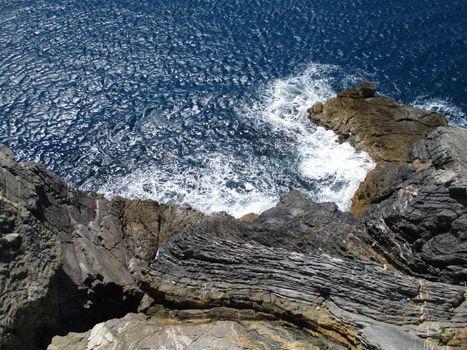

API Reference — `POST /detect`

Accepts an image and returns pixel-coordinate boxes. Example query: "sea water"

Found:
[1,0,466,217]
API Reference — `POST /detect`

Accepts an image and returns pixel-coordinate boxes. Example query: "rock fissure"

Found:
[1,83,466,350]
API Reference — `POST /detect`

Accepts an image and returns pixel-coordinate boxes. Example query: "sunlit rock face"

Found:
[1,85,466,350]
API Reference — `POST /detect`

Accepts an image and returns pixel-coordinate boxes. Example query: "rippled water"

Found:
[1,0,466,216]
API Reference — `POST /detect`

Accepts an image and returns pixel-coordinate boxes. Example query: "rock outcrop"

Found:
[365,127,467,284]
[49,309,340,350]
[1,83,466,350]
[308,82,466,285]
[308,81,450,217]
[0,144,206,349]
[137,191,465,349]
[308,81,448,163]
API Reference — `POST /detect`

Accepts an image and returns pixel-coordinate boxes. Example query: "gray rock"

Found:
[360,323,449,350]
[0,144,206,350]
[2,233,22,249]
[1,87,466,350]
[365,127,467,283]
[48,310,343,350]
[139,193,466,349]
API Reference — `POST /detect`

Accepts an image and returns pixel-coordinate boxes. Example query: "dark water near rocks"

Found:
[1,0,466,216]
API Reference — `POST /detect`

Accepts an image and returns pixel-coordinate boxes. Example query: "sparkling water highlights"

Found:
[97,65,375,216]
[1,0,465,216]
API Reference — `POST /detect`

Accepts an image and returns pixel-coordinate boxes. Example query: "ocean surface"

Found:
[1,0,466,217]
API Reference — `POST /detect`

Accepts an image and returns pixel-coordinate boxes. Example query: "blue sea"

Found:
[1,0,466,216]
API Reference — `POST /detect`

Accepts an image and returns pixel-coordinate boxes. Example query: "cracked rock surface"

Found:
[1,83,466,350]
[0,144,206,349]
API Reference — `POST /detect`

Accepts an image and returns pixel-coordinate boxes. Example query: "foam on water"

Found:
[98,152,279,218]
[1,0,465,219]
[98,64,375,217]
[241,64,375,210]
[413,98,467,129]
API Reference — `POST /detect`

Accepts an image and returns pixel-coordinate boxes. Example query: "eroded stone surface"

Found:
[138,191,466,349]
[0,144,206,350]
[308,82,448,163]
[48,311,339,350]
[1,85,466,350]
[364,127,467,283]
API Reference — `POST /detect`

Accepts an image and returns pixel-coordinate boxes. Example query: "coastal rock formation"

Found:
[1,83,466,350]
[138,192,465,349]
[308,81,448,163]
[365,127,467,283]
[49,309,339,350]
[308,83,466,285]
[0,144,206,349]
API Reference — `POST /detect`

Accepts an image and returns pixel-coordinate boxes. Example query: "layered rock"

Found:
[1,83,466,350]
[137,193,465,349]
[49,309,340,350]
[46,192,466,349]
[365,127,467,283]
[0,144,206,349]
[309,83,466,284]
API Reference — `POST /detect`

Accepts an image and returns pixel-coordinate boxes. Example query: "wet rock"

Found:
[337,81,378,99]
[357,81,378,98]
[311,102,324,114]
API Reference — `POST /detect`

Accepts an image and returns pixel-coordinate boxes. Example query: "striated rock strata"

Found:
[0,144,206,349]
[1,83,466,350]
[308,83,466,284]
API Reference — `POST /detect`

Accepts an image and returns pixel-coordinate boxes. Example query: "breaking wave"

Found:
[98,64,375,217]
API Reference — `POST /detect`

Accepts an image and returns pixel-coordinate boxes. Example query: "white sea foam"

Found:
[413,97,466,128]
[98,63,375,217]
[241,63,375,210]
[97,153,279,218]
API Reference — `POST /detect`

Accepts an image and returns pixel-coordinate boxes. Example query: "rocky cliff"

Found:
[1,83,466,350]
[0,146,206,349]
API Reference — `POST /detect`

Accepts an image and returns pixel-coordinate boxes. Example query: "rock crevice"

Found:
[1,83,466,349]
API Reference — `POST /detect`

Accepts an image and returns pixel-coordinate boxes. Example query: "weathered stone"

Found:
[239,212,259,222]
[308,83,466,284]
[2,233,22,249]
[311,102,324,114]
[135,191,465,349]
[1,84,466,350]
[364,127,467,283]
[0,144,207,350]
[48,311,336,350]
[308,83,448,163]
